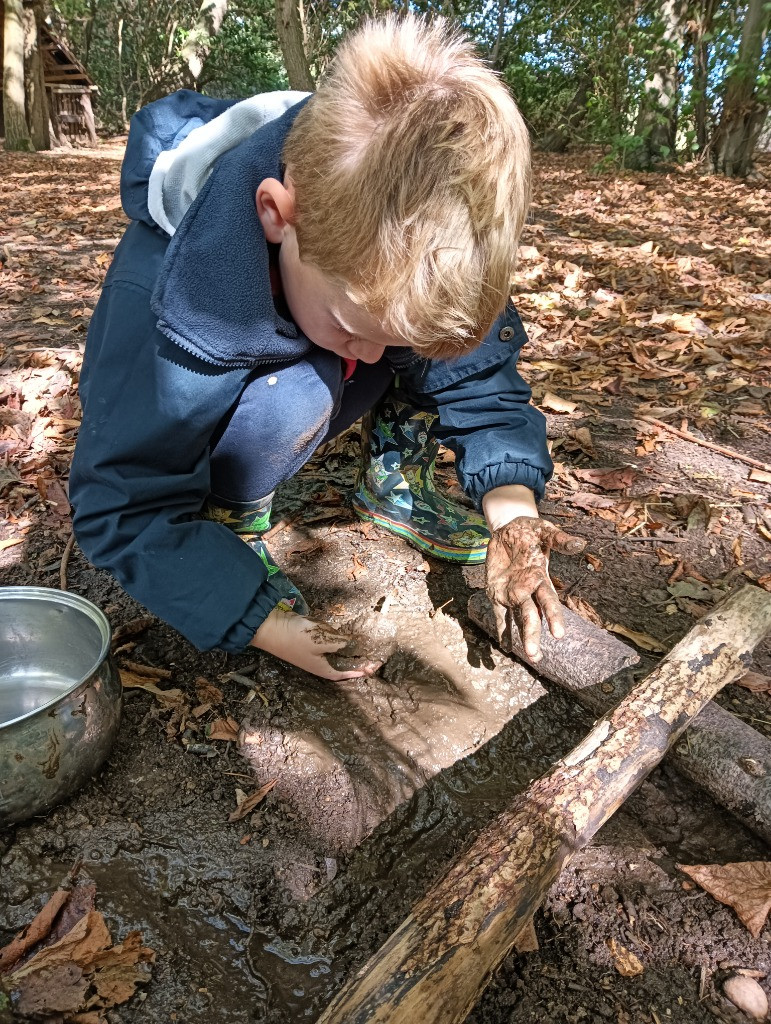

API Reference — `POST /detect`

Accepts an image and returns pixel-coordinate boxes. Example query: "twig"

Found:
[262,517,295,541]
[59,532,75,591]
[119,658,173,680]
[429,598,454,619]
[0,858,82,973]
[639,416,771,474]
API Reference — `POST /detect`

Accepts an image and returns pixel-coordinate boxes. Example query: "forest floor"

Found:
[1,141,770,1024]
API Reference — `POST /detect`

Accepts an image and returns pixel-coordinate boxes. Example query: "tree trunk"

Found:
[540,75,592,153]
[3,0,34,151]
[178,0,229,89]
[627,0,688,169]
[712,0,770,177]
[22,0,49,151]
[692,0,717,154]
[319,586,771,1024]
[275,0,314,91]
[468,592,771,846]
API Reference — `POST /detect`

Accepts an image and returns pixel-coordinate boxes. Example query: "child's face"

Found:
[278,227,411,363]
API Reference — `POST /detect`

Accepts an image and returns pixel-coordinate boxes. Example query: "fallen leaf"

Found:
[678,862,771,937]
[228,779,278,822]
[195,677,224,706]
[541,391,577,414]
[585,552,603,571]
[749,468,771,485]
[732,535,744,565]
[573,467,642,492]
[208,717,239,742]
[0,536,24,552]
[607,937,644,977]
[667,579,719,603]
[734,672,771,693]
[606,624,666,653]
[120,670,185,707]
[513,916,539,953]
[565,594,605,628]
[348,553,369,580]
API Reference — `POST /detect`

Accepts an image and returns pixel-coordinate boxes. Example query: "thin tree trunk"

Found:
[712,0,770,177]
[490,0,505,68]
[540,75,591,152]
[3,0,34,151]
[178,0,228,89]
[23,0,49,151]
[275,0,314,91]
[319,587,771,1024]
[627,0,688,169]
[117,16,127,130]
[692,0,717,154]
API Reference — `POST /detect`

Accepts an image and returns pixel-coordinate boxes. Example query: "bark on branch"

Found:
[318,586,771,1024]
[468,590,771,846]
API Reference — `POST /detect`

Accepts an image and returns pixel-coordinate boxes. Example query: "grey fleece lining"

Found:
[147,91,310,236]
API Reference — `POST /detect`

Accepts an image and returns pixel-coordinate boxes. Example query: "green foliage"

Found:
[47,0,770,173]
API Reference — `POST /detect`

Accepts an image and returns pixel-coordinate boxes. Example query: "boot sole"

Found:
[352,501,488,564]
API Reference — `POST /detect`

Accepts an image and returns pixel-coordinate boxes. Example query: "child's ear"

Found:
[255,179,296,244]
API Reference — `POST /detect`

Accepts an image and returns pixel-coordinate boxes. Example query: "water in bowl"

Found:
[0,672,75,727]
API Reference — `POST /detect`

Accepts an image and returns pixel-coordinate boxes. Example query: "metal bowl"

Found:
[0,587,122,827]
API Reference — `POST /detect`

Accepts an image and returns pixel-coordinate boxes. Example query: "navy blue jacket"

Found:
[70,91,552,653]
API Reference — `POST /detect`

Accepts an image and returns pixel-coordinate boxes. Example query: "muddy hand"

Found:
[251,611,382,681]
[485,517,586,662]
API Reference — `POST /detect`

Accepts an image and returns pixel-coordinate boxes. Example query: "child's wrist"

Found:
[482,484,538,532]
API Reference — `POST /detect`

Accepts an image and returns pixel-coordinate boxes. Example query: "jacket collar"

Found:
[150,99,313,369]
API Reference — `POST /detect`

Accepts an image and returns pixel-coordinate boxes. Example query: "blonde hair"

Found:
[282,14,531,360]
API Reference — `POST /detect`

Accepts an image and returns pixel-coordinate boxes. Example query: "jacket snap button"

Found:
[498,326,515,341]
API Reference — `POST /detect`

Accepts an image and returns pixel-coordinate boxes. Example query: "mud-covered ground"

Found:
[1,143,770,1023]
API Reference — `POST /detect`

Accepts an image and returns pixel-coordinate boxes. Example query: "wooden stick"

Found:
[318,586,771,1024]
[59,532,75,591]
[468,592,771,846]
[640,415,771,474]
[0,860,82,974]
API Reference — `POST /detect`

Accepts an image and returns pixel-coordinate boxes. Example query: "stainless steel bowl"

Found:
[0,587,122,827]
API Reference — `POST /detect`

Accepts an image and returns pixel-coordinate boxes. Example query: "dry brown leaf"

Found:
[607,937,644,977]
[541,391,577,414]
[573,466,642,492]
[349,553,369,580]
[734,672,771,693]
[208,716,240,742]
[120,670,185,707]
[195,677,224,706]
[749,468,771,485]
[606,624,666,653]
[678,862,771,938]
[10,962,90,1016]
[512,916,539,953]
[565,594,605,628]
[228,779,278,822]
[0,536,24,552]
[585,552,603,571]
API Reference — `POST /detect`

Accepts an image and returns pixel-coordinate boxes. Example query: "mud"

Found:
[3,145,771,1024]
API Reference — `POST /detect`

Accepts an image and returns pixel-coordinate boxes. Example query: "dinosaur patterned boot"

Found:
[202,493,309,614]
[352,393,490,563]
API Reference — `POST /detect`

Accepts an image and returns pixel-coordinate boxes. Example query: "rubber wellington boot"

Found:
[352,392,490,563]
[202,494,309,614]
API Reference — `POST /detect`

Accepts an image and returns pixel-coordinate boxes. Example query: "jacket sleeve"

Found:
[70,225,284,652]
[395,304,552,507]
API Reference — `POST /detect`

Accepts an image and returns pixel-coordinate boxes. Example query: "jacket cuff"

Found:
[465,460,549,509]
[215,578,287,652]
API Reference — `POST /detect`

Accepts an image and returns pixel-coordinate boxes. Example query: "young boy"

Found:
[70,15,583,681]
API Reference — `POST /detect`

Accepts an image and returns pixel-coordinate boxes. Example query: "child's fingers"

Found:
[516,596,543,662]
[536,581,564,639]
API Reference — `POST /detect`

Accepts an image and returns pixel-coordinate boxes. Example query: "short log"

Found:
[318,586,771,1024]
[468,591,771,845]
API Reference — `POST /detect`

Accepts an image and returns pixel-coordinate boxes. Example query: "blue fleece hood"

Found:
[120,90,313,369]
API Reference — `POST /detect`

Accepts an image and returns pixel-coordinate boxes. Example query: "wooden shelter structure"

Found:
[40,23,98,146]
[0,5,98,147]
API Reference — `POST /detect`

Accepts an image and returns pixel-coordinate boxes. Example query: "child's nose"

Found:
[351,339,385,364]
